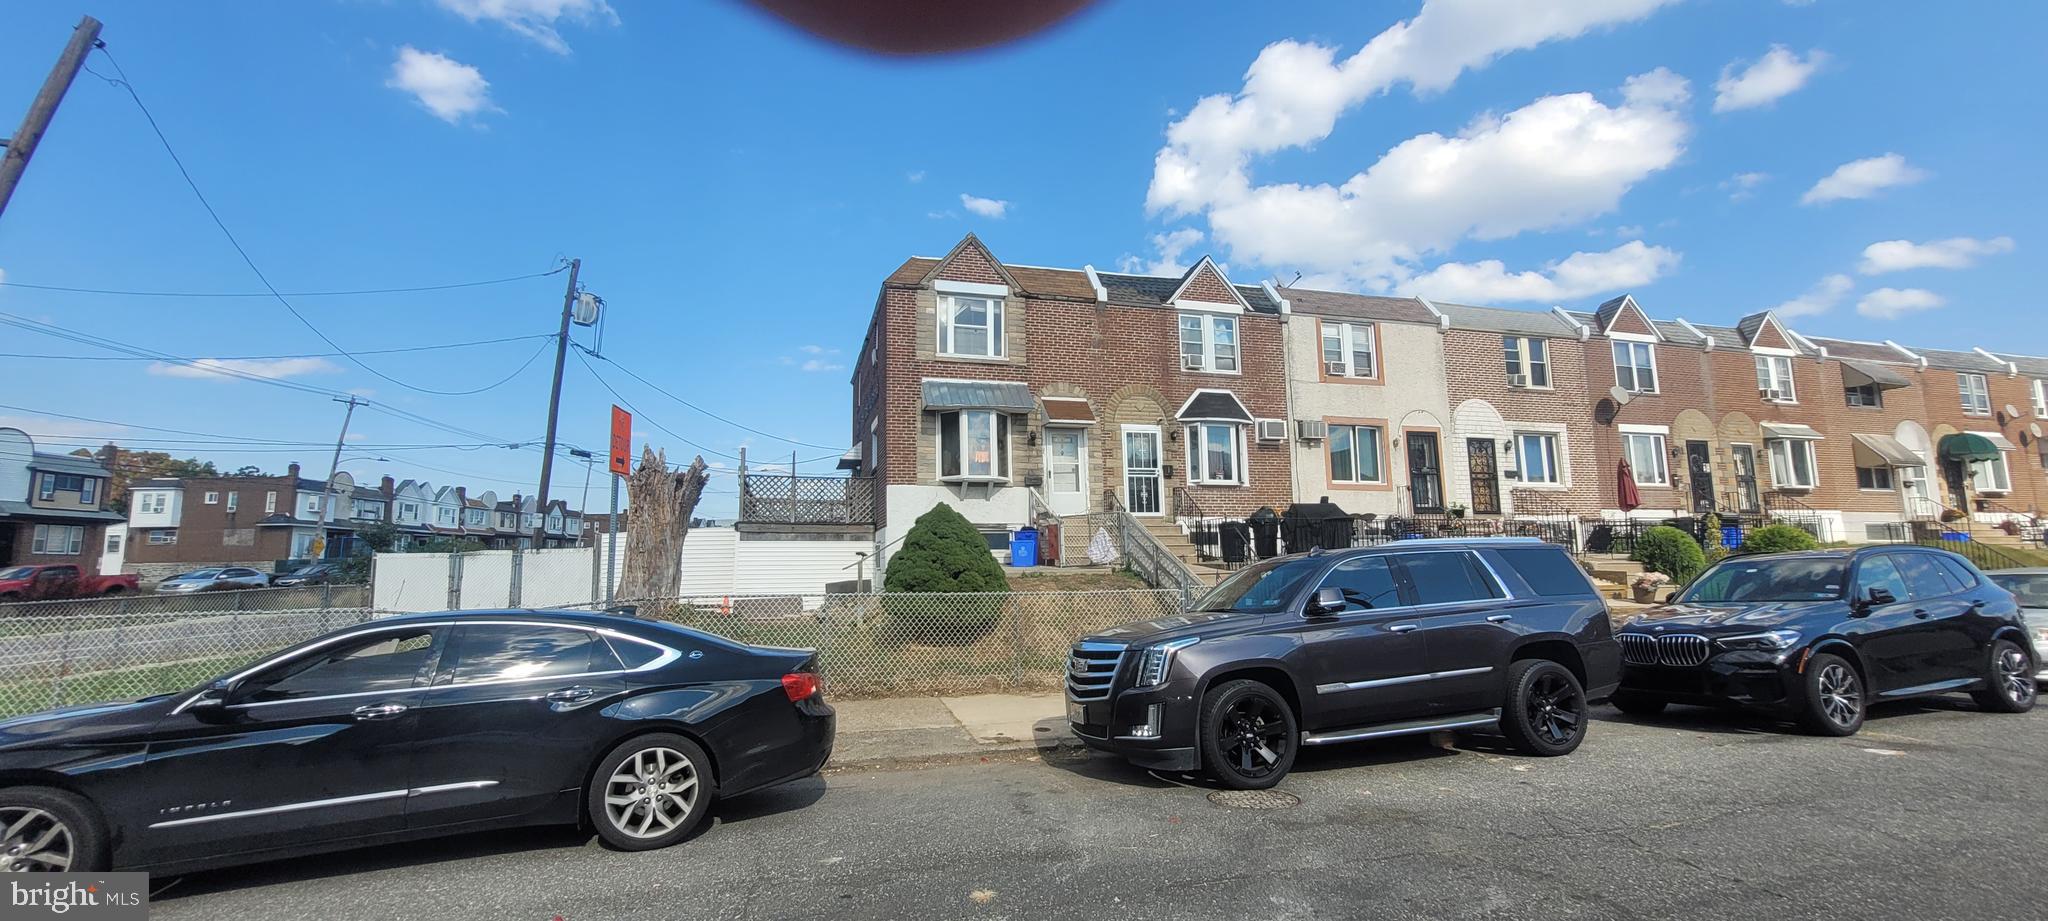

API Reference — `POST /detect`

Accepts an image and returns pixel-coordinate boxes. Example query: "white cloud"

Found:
[1770,273,1854,318]
[344,432,368,443]
[798,344,839,355]
[1801,153,1929,205]
[1720,171,1769,201]
[1117,228,1206,275]
[959,194,1009,219]
[434,0,617,54]
[799,359,843,372]
[1405,240,1680,303]
[906,170,926,183]
[1713,45,1826,112]
[1856,287,1945,320]
[386,47,496,123]
[148,357,342,380]
[1858,236,2015,274]
[781,347,843,372]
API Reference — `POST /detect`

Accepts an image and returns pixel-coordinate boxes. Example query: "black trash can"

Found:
[1220,522,1252,564]
[1247,506,1280,559]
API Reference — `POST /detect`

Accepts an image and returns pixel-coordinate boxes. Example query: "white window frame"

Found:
[1186,421,1245,485]
[140,492,168,515]
[2033,379,2046,418]
[303,494,322,515]
[1755,354,1797,403]
[1515,431,1563,486]
[437,506,457,526]
[1767,438,1819,490]
[1620,429,1669,486]
[400,502,420,522]
[148,529,177,545]
[1970,441,2013,493]
[1959,372,1991,415]
[79,478,96,506]
[937,409,1012,483]
[1180,313,1241,374]
[31,524,84,555]
[1613,341,1659,394]
[1319,321,1375,379]
[225,491,238,512]
[937,293,1005,360]
[1845,381,1883,408]
[1326,423,1385,484]
[1503,336,1550,388]
[265,491,278,514]
[203,491,220,505]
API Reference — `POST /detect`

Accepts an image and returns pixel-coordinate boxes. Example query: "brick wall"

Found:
[6,520,109,577]
[1584,337,1713,511]
[1920,366,2046,513]
[1442,328,1604,511]
[122,476,302,566]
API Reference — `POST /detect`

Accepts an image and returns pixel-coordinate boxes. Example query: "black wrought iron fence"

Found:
[1867,522,2031,571]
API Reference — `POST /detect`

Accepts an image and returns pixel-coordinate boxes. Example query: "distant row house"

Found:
[822,234,2047,576]
[0,429,123,577]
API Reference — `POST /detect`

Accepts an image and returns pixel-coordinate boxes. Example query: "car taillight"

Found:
[781,672,821,702]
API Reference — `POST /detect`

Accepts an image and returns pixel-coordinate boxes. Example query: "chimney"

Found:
[287,462,301,479]
[456,486,467,505]
[381,475,395,497]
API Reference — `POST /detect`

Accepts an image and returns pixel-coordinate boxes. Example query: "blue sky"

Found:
[2,0,2041,518]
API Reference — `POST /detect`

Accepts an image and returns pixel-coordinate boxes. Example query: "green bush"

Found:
[882,503,1009,645]
[1740,523,1820,554]
[1630,525,1707,584]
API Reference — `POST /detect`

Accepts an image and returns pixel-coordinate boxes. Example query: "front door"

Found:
[1122,426,1162,516]
[1407,432,1443,513]
[1045,428,1089,517]
[1686,441,1715,514]
[1465,439,1501,515]
[1730,444,1761,513]
[1940,458,1970,511]
[1901,464,1933,518]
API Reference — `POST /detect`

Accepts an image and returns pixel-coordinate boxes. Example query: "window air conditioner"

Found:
[1763,387,1793,403]
[1296,419,1329,441]
[1325,361,1349,376]
[1255,419,1288,442]
[1508,373,1529,388]
[1181,354,1206,371]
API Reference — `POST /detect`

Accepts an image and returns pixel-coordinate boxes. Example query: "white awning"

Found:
[1838,358,1912,390]
[1851,433,1923,468]
[1762,422,1823,440]
[1971,431,2018,451]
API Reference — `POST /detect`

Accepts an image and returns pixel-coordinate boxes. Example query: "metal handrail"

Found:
[1101,490,1201,607]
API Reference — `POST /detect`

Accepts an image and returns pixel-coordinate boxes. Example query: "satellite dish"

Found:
[572,292,603,327]
[1594,399,1619,426]
[2033,422,2045,439]
[1607,385,1635,407]
[2003,403,2022,420]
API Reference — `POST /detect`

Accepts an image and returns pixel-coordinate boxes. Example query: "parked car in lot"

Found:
[269,561,351,587]
[153,567,272,594]
[1612,547,2037,735]
[1067,538,1621,789]
[1986,568,2048,685]
[0,608,834,874]
[0,564,139,601]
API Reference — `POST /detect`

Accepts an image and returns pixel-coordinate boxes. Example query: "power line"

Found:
[576,345,850,452]
[571,350,844,468]
[0,332,553,362]
[81,47,566,398]
[0,269,566,298]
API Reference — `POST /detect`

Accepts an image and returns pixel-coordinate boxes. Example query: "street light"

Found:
[569,448,596,546]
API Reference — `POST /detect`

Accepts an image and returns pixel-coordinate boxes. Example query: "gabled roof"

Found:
[1591,294,1660,339]
[1176,389,1254,423]
[1164,256,1251,310]
[1284,288,1438,325]
[1734,311,1800,352]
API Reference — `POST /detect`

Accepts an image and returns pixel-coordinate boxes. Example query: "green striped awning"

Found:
[1939,432,2002,462]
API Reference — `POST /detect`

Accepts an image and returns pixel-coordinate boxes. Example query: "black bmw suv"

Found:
[1612,546,2038,735]
[1066,538,1621,789]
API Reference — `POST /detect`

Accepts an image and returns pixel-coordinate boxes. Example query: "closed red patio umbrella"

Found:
[1617,459,1642,512]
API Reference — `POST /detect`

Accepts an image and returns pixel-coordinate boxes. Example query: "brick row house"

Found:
[847,235,2048,578]
[0,428,124,576]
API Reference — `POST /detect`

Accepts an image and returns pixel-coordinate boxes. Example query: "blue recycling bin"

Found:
[1009,527,1039,567]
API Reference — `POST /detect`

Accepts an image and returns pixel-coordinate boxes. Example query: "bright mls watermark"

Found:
[2,874,148,919]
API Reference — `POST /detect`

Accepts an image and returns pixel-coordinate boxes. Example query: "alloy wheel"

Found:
[1817,663,1861,728]
[603,747,699,839]
[1997,647,2035,706]
[1527,672,1584,745]
[0,807,73,872]
[1220,696,1289,780]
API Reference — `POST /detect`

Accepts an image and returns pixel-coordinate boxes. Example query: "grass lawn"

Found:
[1005,569,1151,591]
[0,654,245,719]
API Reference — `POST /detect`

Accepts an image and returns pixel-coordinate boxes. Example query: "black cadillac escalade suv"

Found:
[1066,538,1621,789]
[1612,546,2037,735]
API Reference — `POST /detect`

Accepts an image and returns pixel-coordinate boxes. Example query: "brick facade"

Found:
[1441,325,1605,513]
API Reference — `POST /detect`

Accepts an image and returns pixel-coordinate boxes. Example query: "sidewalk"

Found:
[828,692,1083,770]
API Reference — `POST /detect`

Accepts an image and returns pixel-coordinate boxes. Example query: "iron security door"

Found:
[1466,439,1501,515]
[1408,433,1444,513]
[1686,441,1715,514]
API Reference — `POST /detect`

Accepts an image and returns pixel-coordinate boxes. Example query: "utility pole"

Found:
[533,257,581,550]
[0,15,103,222]
[311,395,363,560]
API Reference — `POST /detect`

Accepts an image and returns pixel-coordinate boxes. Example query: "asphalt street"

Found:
[151,699,2048,921]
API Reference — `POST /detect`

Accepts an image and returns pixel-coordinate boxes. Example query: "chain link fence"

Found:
[0,589,374,718]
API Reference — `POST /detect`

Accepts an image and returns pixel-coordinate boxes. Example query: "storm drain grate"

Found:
[1207,789,1301,810]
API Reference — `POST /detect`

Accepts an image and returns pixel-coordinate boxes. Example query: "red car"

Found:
[0,564,139,602]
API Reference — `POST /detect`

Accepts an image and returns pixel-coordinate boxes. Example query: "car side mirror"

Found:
[1307,586,1345,617]
[1661,591,1679,604]
[1865,587,1895,606]
[188,678,240,710]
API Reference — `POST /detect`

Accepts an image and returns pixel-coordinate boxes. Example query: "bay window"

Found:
[938,410,1012,481]
[1516,432,1562,485]
[1187,422,1243,485]
[1959,372,1991,415]
[1327,424,1385,483]
[938,294,1004,359]
[1621,432,1668,485]
[1755,354,1796,402]
[1971,452,2013,494]
[31,524,83,555]
[1320,321,1376,378]
[1179,313,1239,373]
[1613,341,1658,393]
[1503,336,1549,387]
[1767,438,1818,489]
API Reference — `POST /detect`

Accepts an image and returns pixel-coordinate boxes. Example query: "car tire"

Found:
[1608,690,1668,718]
[1199,679,1298,790]
[586,733,715,851]
[0,786,108,872]
[1968,639,2038,714]
[1796,652,1865,736]
[1500,659,1588,756]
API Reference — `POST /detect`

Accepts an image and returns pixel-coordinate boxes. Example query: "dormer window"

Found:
[1180,313,1240,373]
[1755,355,1797,403]
[938,294,1004,359]
[1613,341,1658,394]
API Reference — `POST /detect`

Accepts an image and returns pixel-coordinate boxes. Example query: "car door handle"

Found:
[546,686,596,703]
[1389,624,1419,634]
[1486,614,1514,623]
[351,703,408,721]
[1912,609,1931,619]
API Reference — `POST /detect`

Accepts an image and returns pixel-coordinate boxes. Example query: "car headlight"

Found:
[1717,629,1802,651]
[1136,637,1199,688]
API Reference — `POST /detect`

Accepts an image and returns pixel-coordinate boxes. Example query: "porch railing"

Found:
[738,473,877,525]
[1103,490,1202,606]
[1869,522,2031,571]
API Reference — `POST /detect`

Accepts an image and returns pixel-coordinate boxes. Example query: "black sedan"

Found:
[0,609,834,874]
[1612,546,2037,735]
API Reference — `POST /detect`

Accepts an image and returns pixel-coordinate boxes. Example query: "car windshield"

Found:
[1679,557,1848,604]
[1990,572,2048,608]
[1191,556,1326,614]
[0,567,34,581]
[176,570,223,580]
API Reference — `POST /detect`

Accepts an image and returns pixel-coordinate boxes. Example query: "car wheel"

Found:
[587,733,714,851]
[1797,653,1864,736]
[1609,690,1668,718]
[1199,679,1297,790]
[1968,639,2037,714]
[1501,659,1588,756]
[0,787,107,872]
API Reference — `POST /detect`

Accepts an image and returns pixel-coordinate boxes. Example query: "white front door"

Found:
[1902,463,1932,517]
[1045,428,1089,517]
[1122,425,1163,516]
